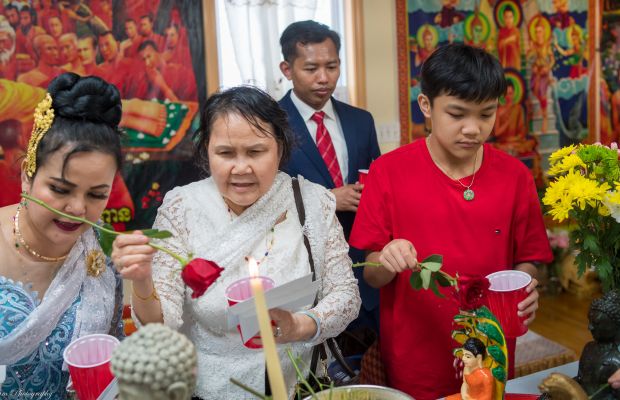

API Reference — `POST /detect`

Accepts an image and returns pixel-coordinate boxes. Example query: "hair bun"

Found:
[48,72,122,128]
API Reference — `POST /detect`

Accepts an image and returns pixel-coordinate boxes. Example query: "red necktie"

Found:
[311,111,343,187]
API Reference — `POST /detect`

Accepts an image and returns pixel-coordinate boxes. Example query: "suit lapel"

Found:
[281,92,335,187]
[333,99,358,184]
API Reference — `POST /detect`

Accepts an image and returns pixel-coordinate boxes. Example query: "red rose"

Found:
[181,258,224,298]
[455,275,490,311]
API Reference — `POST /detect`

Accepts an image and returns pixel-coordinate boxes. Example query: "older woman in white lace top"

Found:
[111,86,361,399]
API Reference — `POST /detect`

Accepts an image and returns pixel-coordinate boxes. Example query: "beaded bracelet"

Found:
[133,281,160,302]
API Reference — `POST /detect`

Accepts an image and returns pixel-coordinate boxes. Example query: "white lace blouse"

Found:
[138,173,360,399]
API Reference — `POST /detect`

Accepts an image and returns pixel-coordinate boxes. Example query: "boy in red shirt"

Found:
[349,43,552,400]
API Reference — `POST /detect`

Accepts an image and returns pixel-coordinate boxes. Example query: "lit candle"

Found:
[248,257,287,399]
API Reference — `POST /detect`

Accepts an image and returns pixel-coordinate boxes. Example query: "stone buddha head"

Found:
[111,323,197,400]
[588,290,620,343]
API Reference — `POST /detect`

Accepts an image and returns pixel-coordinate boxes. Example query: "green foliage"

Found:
[477,322,505,347]
[487,345,506,367]
[492,366,506,383]
[97,223,116,256]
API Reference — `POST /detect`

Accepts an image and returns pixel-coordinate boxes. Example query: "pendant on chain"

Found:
[463,189,475,201]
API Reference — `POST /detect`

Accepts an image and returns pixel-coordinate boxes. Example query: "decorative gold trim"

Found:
[203,0,220,96]
[344,0,366,108]
[25,93,54,178]
[86,249,106,277]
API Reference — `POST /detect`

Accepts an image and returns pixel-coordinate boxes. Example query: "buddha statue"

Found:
[576,290,620,399]
[111,323,197,400]
[447,337,495,400]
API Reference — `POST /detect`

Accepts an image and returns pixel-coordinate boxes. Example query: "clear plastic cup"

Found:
[486,270,532,338]
[225,276,275,348]
[63,334,120,400]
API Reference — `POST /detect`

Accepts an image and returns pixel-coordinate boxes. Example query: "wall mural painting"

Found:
[397,0,591,184]
[0,0,206,230]
[601,2,620,146]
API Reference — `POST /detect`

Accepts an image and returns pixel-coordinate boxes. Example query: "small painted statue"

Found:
[576,290,620,399]
[111,323,197,400]
[447,338,494,400]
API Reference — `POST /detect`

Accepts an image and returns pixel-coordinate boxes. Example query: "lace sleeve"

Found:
[147,193,190,330]
[310,200,361,342]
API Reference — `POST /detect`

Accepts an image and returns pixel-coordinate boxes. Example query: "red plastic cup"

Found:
[225,276,275,349]
[63,334,120,400]
[358,169,369,185]
[486,270,532,338]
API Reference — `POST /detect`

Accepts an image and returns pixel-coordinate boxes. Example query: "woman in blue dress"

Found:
[0,72,125,399]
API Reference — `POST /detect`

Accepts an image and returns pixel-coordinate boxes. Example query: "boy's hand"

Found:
[517,278,539,325]
[379,239,418,274]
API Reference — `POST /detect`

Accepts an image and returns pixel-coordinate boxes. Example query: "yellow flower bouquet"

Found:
[542,143,620,292]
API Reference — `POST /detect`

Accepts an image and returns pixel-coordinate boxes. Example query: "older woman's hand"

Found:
[268,308,317,344]
[380,238,418,274]
[517,278,539,325]
[111,231,156,282]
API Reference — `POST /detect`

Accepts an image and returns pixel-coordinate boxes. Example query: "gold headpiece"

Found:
[25,93,55,178]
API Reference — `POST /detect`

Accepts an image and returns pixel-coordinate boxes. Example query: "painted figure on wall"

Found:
[412,24,438,67]
[464,11,491,50]
[435,0,464,28]
[0,0,205,229]
[602,13,620,145]
[554,24,586,79]
[527,15,554,134]
[496,1,521,70]
[494,79,534,156]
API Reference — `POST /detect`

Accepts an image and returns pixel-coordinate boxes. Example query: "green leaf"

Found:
[436,272,453,287]
[422,254,443,264]
[583,233,599,252]
[422,261,442,272]
[477,322,505,347]
[428,277,445,298]
[410,271,423,290]
[492,366,507,383]
[421,268,432,290]
[486,345,506,367]
[474,306,501,326]
[141,229,173,239]
[97,223,116,257]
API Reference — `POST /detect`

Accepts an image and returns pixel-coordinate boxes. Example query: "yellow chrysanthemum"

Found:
[547,153,586,176]
[543,170,609,222]
[548,144,577,166]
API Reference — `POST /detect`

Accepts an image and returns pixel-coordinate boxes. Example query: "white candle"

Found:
[249,258,287,399]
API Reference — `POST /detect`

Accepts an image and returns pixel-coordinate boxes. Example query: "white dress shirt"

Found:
[290,90,349,183]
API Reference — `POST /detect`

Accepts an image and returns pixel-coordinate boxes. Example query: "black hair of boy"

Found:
[420,43,507,104]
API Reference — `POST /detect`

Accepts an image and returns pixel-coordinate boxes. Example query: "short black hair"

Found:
[279,20,340,63]
[194,86,293,176]
[32,72,123,179]
[125,18,136,25]
[98,30,115,40]
[140,14,153,23]
[137,39,157,53]
[420,43,507,104]
[463,337,486,359]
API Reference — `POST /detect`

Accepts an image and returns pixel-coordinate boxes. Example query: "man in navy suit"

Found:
[278,20,381,335]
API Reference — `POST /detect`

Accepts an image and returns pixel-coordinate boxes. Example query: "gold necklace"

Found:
[13,204,68,262]
[427,137,479,201]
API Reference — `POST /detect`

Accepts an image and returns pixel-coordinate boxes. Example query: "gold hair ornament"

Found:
[25,93,55,178]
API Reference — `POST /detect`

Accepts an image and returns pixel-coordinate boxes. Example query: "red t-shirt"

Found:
[349,139,552,400]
